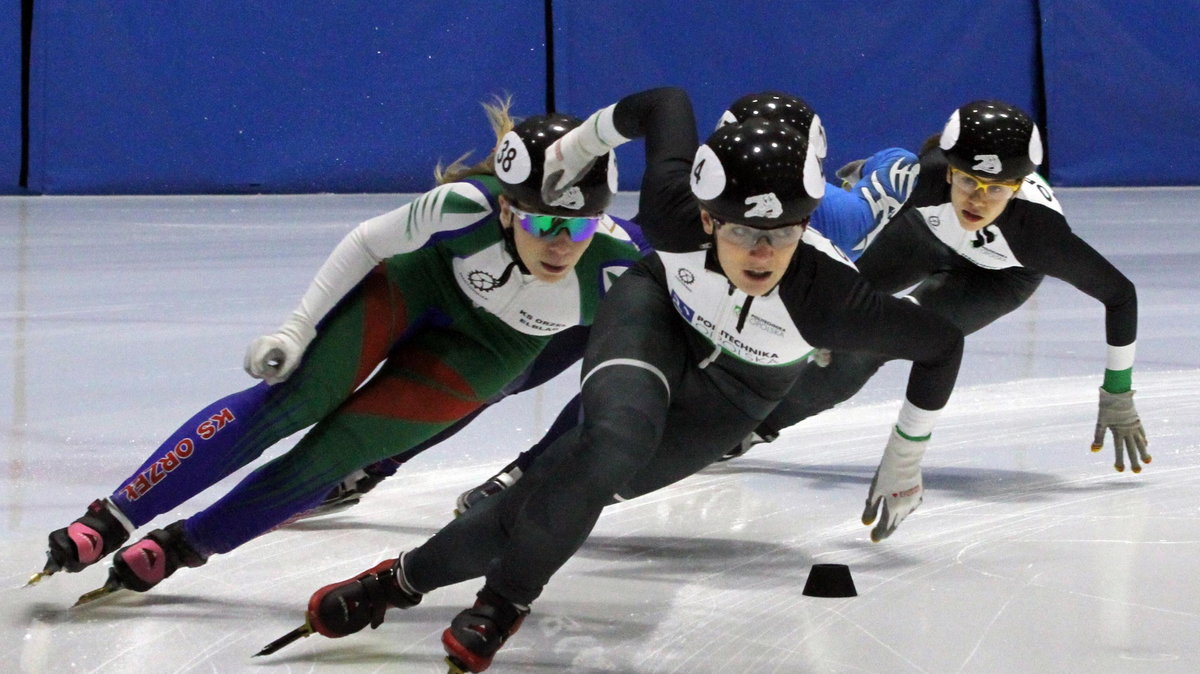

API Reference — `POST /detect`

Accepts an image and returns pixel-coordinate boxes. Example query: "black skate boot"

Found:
[307,552,422,638]
[716,428,779,462]
[454,462,522,517]
[40,498,134,579]
[442,586,530,673]
[75,520,207,605]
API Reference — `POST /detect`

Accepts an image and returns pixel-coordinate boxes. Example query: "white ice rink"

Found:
[2,188,1198,673]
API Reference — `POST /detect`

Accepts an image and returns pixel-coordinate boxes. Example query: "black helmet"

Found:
[939,100,1043,182]
[493,113,616,216]
[717,90,816,134]
[690,117,825,227]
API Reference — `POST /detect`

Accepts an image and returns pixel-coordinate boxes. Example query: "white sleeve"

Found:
[286,181,495,331]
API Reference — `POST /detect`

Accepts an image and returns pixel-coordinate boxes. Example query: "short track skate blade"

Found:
[27,554,64,586]
[72,578,125,607]
[292,498,361,522]
[444,655,471,674]
[253,621,313,657]
[25,570,53,587]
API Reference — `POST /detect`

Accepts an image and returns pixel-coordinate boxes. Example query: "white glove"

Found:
[862,427,927,542]
[1091,388,1150,473]
[243,316,317,385]
[541,104,626,206]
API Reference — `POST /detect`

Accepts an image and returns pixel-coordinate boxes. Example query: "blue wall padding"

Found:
[1,1,22,194]
[26,2,546,194]
[1041,0,1200,186]
[10,1,1200,193]
[553,0,1042,191]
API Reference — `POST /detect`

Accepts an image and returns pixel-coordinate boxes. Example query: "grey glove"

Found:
[835,158,867,190]
[1091,388,1150,473]
[862,427,926,542]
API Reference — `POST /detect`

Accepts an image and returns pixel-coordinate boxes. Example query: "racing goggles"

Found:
[713,217,808,248]
[510,205,603,242]
[949,167,1022,201]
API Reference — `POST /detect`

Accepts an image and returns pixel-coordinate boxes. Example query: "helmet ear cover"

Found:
[495,114,615,216]
[939,100,1042,182]
[691,117,825,228]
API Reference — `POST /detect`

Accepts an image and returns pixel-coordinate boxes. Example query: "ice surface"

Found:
[2,189,1198,672]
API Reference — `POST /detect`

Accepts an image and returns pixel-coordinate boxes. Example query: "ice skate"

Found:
[31,498,134,585]
[254,552,422,656]
[74,520,207,605]
[441,587,529,673]
[454,463,522,517]
[294,462,393,520]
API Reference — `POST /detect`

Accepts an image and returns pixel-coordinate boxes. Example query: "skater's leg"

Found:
[183,325,543,558]
[487,265,685,606]
[105,265,417,527]
[405,426,588,591]
[45,265,415,576]
[314,326,590,515]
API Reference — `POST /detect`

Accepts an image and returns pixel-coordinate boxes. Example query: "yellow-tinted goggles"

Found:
[950,167,1022,200]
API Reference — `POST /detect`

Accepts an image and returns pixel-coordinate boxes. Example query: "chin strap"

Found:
[496,220,530,289]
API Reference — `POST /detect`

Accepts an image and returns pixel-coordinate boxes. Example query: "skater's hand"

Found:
[244,317,316,385]
[809,348,832,368]
[542,136,600,207]
[862,427,927,542]
[541,104,625,207]
[835,158,866,190]
[1092,388,1150,473]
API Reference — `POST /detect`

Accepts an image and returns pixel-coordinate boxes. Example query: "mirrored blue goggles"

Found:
[510,205,602,242]
[713,217,808,248]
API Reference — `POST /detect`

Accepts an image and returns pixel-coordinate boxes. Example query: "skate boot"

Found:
[716,429,779,462]
[308,551,422,637]
[254,552,423,656]
[111,520,208,592]
[35,498,134,583]
[75,520,208,604]
[454,463,522,516]
[442,586,530,673]
[297,460,396,520]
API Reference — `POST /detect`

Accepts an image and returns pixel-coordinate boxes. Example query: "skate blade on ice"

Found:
[25,570,53,587]
[254,619,314,657]
[26,555,64,586]
[445,655,472,674]
[290,497,360,522]
[73,578,126,607]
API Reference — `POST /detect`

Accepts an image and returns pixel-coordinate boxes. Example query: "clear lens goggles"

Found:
[950,167,1022,201]
[510,205,602,242]
[713,217,807,248]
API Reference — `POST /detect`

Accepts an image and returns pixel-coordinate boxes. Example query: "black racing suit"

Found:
[401,91,964,606]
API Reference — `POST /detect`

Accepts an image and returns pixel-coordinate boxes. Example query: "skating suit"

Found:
[762,151,1139,434]
[107,174,645,555]
[403,118,963,605]
[482,87,922,474]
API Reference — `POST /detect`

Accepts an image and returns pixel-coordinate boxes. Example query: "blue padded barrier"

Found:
[1042,0,1200,186]
[1,1,22,194]
[27,2,546,194]
[552,1,1041,191]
